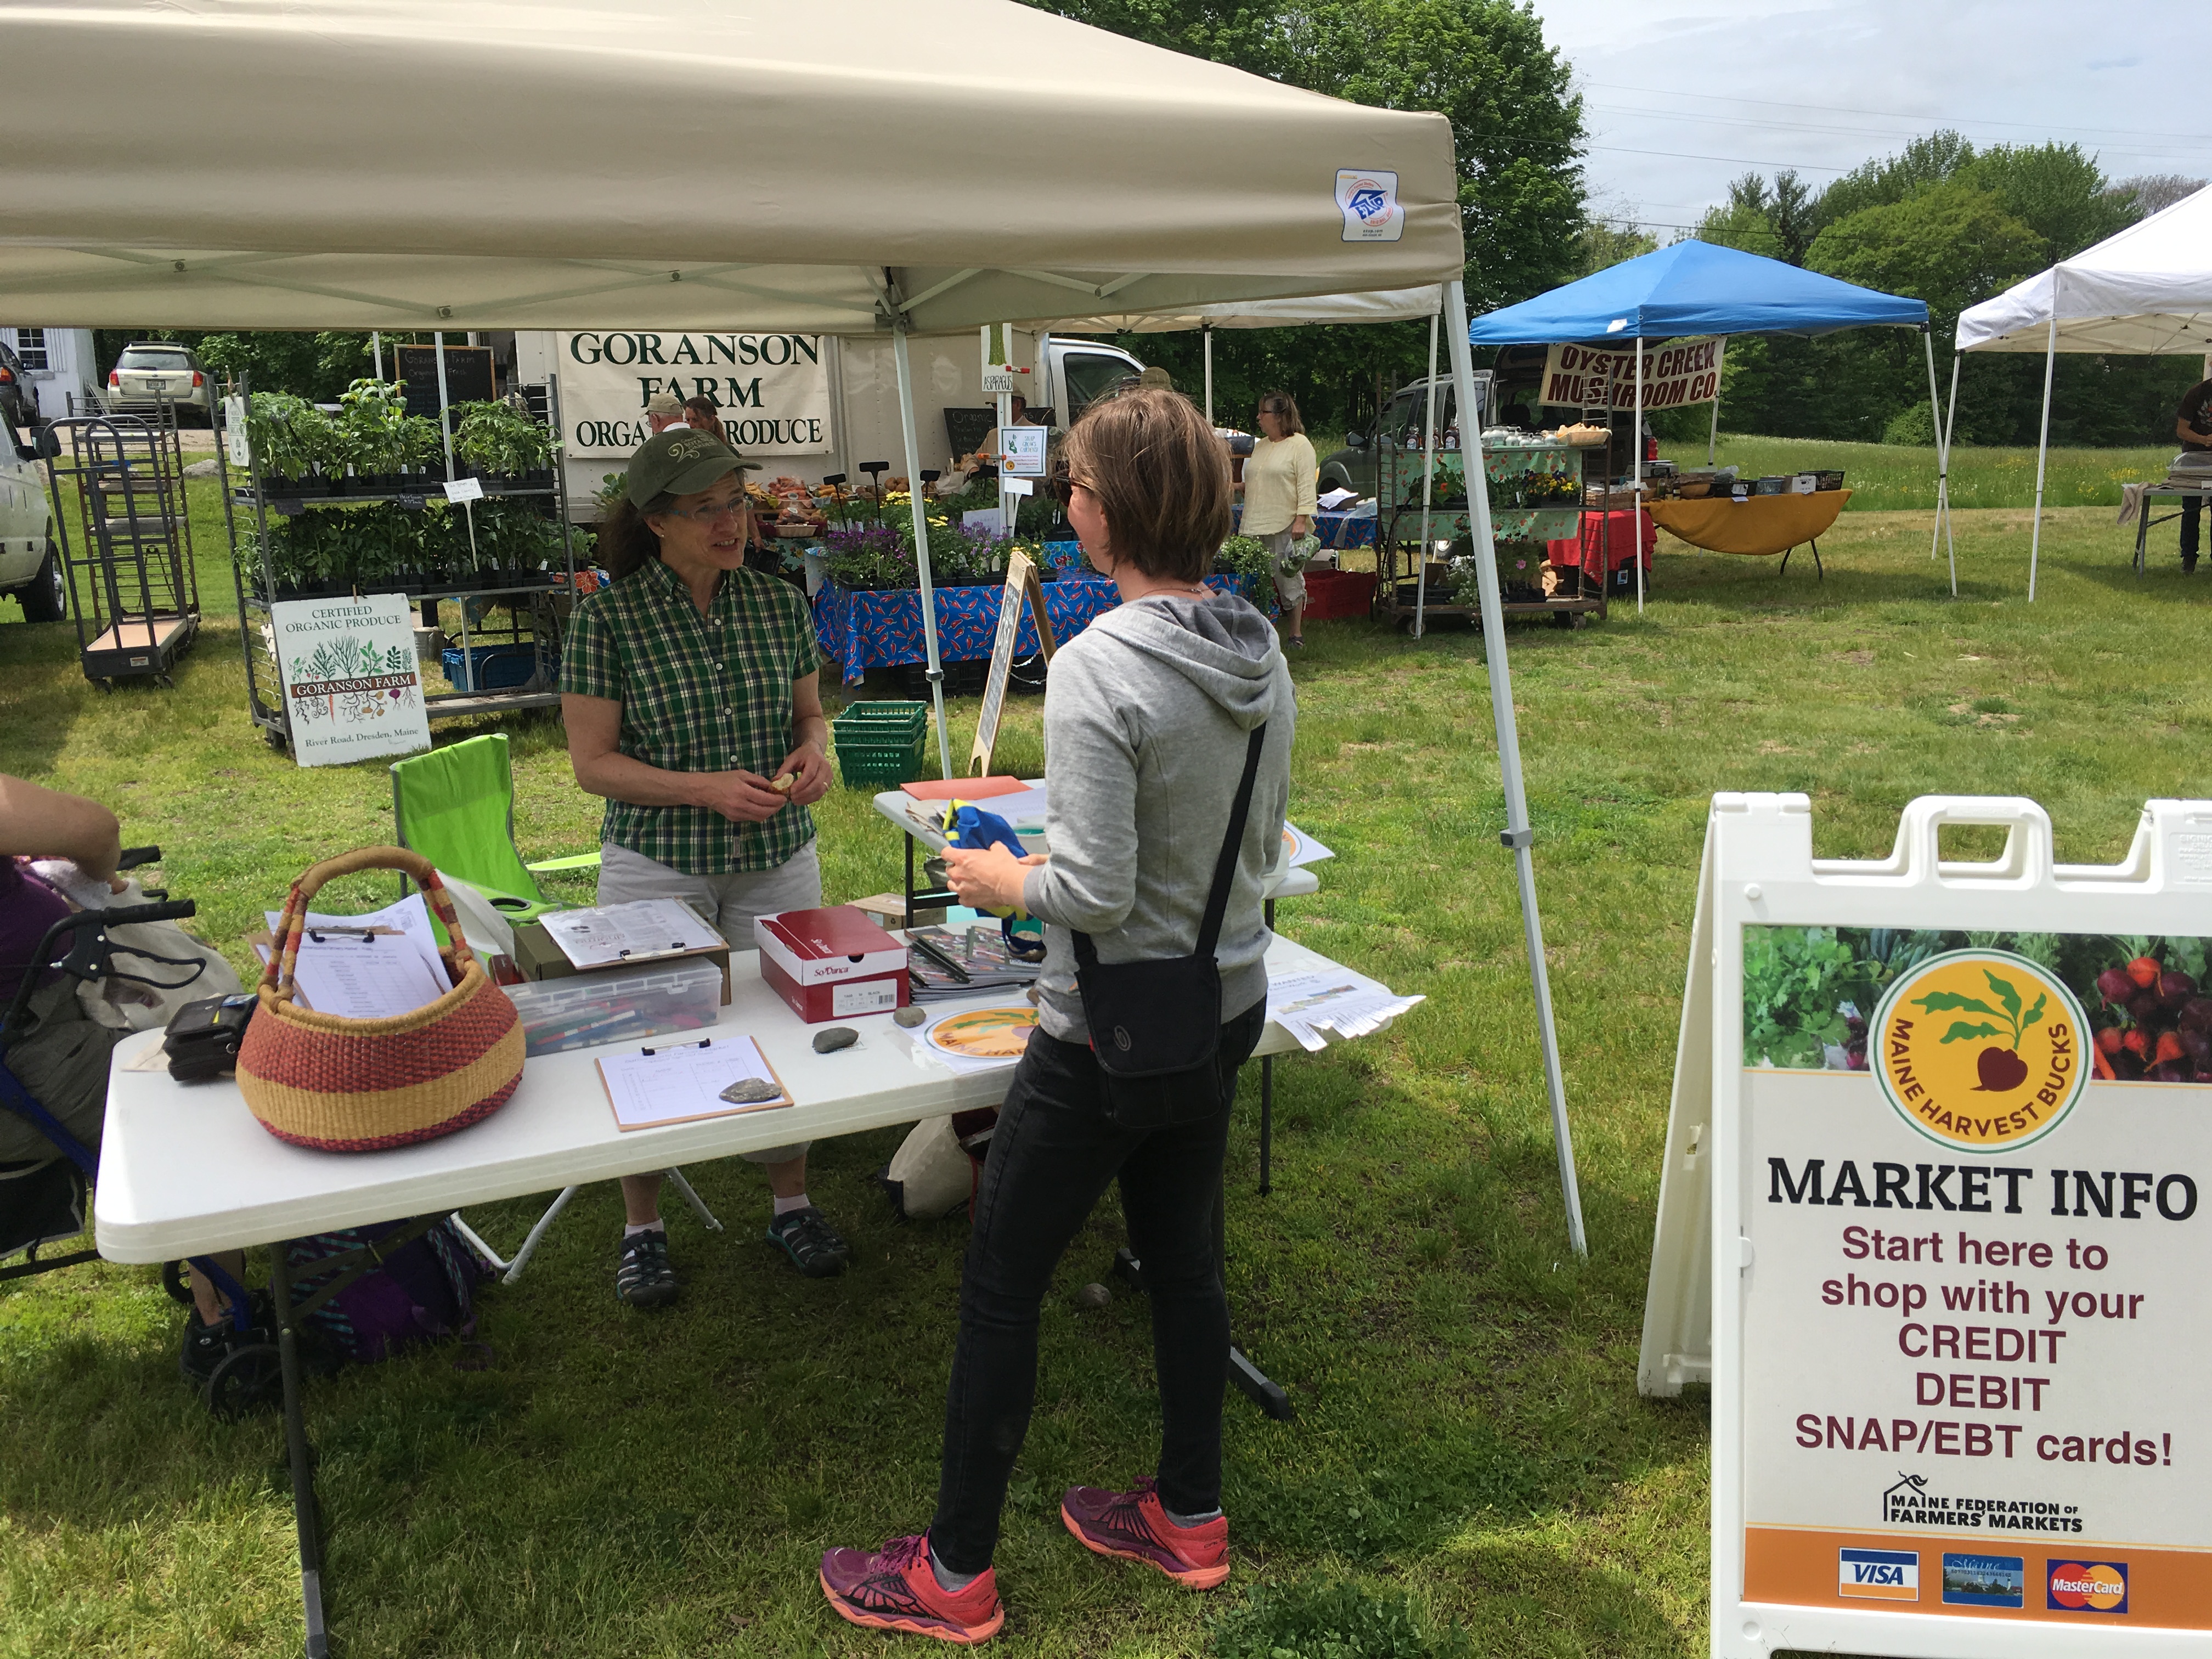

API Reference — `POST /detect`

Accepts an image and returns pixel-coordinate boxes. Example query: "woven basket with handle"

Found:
[236,846,523,1152]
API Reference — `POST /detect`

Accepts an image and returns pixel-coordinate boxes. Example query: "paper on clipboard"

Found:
[538,898,724,970]
[597,1036,790,1130]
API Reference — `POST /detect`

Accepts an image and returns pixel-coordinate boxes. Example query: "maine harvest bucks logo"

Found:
[1872,950,2089,1152]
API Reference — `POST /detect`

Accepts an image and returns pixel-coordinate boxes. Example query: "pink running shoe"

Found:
[819,1534,1004,1645]
[1059,1477,1230,1589]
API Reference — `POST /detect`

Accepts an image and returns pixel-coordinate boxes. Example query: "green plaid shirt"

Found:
[561,558,824,875]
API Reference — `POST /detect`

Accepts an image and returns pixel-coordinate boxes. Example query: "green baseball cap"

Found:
[625,427,759,507]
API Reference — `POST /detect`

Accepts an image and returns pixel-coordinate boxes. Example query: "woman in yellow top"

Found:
[1237,391,1317,647]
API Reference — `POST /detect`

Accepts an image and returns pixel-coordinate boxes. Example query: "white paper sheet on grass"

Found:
[538,898,724,970]
[597,1035,789,1130]
[1265,966,1423,1053]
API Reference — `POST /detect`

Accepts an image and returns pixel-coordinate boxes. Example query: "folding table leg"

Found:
[1258,1056,1274,1197]
[499,1186,579,1285]
[664,1167,724,1232]
[268,1248,330,1659]
[1811,539,1824,580]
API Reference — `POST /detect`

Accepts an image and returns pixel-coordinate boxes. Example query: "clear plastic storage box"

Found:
[505,958,724,1058]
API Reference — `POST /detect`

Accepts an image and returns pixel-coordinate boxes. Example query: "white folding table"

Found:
[95,929,1376,1658]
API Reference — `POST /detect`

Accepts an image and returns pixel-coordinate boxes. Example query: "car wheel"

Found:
[16,534,65,623]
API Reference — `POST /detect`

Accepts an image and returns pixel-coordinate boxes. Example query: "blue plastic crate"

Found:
[440,644,539,691]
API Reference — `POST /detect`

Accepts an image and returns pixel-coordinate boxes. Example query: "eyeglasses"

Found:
[1045,472,1092,506]
[659,496,749,526]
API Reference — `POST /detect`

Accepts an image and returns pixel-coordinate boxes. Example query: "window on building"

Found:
[10,329,47,371]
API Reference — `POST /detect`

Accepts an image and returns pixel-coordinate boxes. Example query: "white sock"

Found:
[1164,1504,1223,1528]
[623,1220,665,1239]
[772,1193,811,1218]
[930,1542,980,1593]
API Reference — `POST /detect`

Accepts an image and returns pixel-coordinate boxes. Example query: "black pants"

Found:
[2185,495,2203,558]
[927,1000,1266,1573]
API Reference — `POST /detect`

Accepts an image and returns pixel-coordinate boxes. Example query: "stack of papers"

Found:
[1265,965,1423,1053]
[262,893,455,1020]
[537,899,724,970]
[907,925,1041,1002]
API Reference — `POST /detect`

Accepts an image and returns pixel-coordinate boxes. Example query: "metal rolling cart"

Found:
[229,373,579,753]
[41,401,207,687]
[1375,430,1602,631]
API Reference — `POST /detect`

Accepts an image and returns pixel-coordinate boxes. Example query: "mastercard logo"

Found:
[2046,1560,2128,1613]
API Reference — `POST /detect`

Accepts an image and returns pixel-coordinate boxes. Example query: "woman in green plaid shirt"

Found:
[561,428,852,1306]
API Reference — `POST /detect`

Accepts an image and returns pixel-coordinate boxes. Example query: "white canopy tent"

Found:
[1956,185,2212,598]
[7,2,1582,1260]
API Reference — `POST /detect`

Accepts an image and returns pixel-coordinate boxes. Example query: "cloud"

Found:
[1527,0,2212,232]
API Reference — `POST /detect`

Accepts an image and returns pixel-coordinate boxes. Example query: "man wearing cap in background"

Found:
[644,390,690,436]
[561,427,852,1306]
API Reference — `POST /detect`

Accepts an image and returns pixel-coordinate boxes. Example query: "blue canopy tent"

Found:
[1464,241,1938,607]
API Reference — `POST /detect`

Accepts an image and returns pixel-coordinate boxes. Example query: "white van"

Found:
[0,416,62,621]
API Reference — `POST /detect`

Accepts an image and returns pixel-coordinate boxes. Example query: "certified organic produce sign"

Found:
[558,332,832,457]
[1643,795,2212,1657]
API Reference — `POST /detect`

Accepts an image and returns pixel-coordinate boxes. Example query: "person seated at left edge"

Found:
[560,427,852,1307]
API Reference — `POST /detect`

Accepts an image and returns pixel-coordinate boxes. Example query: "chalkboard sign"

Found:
[391,345,495,419]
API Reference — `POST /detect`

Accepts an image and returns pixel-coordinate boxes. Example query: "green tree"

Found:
[1020,1,1587,433]
[1575,222,1656,278]
[1812,130,1977,232]
[1955,143,2138,266]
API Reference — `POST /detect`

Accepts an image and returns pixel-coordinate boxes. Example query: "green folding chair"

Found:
[390,732,722,1282]
[389,732,600,926]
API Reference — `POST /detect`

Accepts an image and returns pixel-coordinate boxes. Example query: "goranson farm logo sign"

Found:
[558,332,832,456]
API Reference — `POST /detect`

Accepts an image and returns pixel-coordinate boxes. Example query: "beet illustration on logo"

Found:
[1910,968,2046,1092]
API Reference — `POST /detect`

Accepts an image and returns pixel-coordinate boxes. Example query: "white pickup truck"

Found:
[0,417,62,621]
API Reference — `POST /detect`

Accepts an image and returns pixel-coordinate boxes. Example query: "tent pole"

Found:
[1202,323,1214,426]
[1633,337,1645,615]
[893,326,954,778]
[1707,369,1720,467]
[1443,279,1587,1261]
[1942,352,1961,594]
[1415,306,1439,640]
[371,331,382,383]
[2029,312,2057,603]
[432,330,454,481]
[1922,328,1947,572]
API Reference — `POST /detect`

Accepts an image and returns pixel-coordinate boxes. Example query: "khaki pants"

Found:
[596,840,823,1165]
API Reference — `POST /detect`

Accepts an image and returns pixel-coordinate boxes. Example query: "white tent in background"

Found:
[1956,184,2212,598]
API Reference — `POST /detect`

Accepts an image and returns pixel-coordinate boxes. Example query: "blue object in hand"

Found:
[940,802,1046,960]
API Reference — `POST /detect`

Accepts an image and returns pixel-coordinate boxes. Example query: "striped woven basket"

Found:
[236,846,523,1152]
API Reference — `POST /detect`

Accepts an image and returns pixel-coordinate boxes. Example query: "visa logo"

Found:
[1839,1548,1920,1602]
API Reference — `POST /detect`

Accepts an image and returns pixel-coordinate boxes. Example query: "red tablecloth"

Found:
[1548,510,1656,573]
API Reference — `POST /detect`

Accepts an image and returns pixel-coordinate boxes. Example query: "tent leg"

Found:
[1922,329,1946,567]
[1942,353,1961,595]
[1707,389,1719,468]
[1415,307,1439,640]
[1202,324,1214,427]
[2028,315,2057,603]
[1633,339,1645,615]
[893,327,955,778]
[1443,280,1588,1261]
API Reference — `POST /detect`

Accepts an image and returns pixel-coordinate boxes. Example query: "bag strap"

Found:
[1194,721,1269,961]
[1072,720,1267,970]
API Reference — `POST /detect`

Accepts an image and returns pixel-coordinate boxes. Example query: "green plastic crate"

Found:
[833,700,928,738]
[834,734,928,788]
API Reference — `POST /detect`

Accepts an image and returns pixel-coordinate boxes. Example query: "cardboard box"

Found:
[755,905,910,1023]
[511,919,732,1006]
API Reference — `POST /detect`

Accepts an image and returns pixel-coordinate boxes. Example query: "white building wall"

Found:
[1,328,98,419]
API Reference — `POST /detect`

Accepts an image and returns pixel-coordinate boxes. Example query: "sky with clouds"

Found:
[1523,0,2211,233]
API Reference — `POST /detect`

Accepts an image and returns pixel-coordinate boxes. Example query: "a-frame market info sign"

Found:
[1641,793,2212,1658]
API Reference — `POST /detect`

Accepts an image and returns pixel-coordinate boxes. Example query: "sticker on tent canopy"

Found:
[1335,170,1403,242]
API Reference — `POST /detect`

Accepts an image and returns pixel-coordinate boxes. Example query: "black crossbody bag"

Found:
[1070,722,1267,1130]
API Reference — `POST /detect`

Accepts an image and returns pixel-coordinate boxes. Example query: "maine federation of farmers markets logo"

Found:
[1872,950,2089,1152]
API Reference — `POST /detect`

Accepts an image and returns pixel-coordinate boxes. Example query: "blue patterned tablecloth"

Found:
[814,573,1267,681]
[1229,506,1378,549]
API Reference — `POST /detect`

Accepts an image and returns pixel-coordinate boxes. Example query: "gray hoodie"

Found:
[1020,590,1295,1045]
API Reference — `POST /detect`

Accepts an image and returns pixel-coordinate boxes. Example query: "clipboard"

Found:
[595,1035,793,1131]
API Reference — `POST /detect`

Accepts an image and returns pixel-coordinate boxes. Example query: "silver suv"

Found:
[107,342,215,423]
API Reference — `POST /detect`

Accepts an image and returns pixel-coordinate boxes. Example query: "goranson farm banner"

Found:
[557,332,832,458]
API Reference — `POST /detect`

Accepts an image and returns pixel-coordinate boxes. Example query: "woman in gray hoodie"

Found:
[820,388,1296,1643]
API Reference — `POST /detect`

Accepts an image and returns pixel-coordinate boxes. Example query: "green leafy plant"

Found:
[1213,535,1274,584]
[451,400,557,477]
[337,379,412,477]
[246,392,341,483]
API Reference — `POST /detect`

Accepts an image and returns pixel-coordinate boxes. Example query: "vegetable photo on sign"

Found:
[1743,926,2212,1085]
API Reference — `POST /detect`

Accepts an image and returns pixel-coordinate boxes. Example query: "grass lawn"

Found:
[3,493,2208,1657]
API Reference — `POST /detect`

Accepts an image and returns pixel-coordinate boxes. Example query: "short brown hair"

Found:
[1060,387,1230,584]
[1257,390,1304,436]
